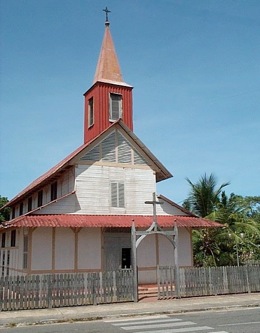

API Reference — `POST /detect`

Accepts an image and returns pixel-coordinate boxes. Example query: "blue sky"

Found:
[1,0,260,204]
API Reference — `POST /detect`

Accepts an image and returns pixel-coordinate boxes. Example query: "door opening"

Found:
[122,248,131,268]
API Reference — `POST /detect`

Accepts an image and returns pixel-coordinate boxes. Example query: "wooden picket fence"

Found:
[0,269,134,311]
[158,265,260,299]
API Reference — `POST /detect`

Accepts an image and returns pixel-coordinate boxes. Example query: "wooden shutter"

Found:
[111,182,124,208]
[118,183,125,208]
[111,182,118,207]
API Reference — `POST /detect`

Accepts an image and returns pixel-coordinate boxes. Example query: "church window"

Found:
[11,230,16,247]
[51,182,57,201]
[111,182,124,208]
[27,197,32,212]
[37,190,43,207]
[19,202,23,216]
[12,207,15,219]
[88,97,94,127]
[1,233,6,248]
[109,93,122,121]
[1,252,5,276]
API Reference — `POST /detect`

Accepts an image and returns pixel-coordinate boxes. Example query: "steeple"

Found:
[83,9,133,144]
[93,10,124,85]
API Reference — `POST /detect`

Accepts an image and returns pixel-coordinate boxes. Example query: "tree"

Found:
[0,196,10,223]
[215,193,260,265]
[183,173,260,266]
[183,173,230,266]
[183,173,230,218]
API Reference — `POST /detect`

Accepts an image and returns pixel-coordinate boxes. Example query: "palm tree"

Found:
[183,173,230,218]
[183,173,230,266]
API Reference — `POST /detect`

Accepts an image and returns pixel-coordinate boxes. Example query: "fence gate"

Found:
[131,192,179,302]
[157,265,178,299]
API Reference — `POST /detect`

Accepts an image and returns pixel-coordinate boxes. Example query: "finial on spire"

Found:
[103,7,111,25]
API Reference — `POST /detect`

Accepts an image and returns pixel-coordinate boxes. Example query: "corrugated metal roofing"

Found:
[3,214,223,229]
[93,23,125,85]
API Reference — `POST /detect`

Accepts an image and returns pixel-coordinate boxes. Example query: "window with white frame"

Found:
[111,182,125,208]
[88,97,94,127]
[109,93,122,121]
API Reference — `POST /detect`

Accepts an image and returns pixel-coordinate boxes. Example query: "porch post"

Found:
[131,222,138,302]
[174,224,180,298]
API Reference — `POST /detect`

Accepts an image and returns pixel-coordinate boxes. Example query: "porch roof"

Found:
[3,214,223,229]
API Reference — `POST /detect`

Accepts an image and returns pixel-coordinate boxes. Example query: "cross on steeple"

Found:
[103,7,111,24]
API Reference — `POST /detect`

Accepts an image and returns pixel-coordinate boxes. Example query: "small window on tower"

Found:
[88,97,94,127]
[109,93,122,121]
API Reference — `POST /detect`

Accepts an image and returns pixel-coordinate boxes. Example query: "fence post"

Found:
[245,266,251,294]
[47,275,52,309]
[157,265,160,299]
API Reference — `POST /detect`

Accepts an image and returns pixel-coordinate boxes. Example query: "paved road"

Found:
[1,307,259,333]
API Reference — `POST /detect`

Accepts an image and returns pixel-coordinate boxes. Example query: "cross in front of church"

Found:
[145,192,162,230]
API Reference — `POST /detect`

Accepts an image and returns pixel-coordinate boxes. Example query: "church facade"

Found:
[0,16,220,283]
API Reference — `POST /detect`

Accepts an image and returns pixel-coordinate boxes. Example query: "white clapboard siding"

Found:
[35,193,77,214]
[156,199,188,216]
[60,169,75,195]
[75,165,156,214]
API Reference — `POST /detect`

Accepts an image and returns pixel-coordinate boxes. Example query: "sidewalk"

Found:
[0,293,259,328]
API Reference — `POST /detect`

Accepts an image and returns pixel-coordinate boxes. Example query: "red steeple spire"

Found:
[93,19,124,84]
[93,9,130,87]
[83,9,133,144]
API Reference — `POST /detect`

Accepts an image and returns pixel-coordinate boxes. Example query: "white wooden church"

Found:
[1,15,220,283]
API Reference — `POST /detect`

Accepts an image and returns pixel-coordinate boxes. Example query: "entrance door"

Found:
[122,248,131,268]
[103,231,131,271]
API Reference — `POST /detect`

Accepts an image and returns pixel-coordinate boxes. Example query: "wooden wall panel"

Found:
[75,164,156,214]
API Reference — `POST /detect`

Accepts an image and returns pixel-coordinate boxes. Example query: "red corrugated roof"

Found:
[3,214,223,229]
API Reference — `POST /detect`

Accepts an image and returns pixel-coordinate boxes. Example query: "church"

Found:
[0,12,220,284]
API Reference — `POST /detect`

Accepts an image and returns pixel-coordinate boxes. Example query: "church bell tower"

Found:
[83,8,133,144]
